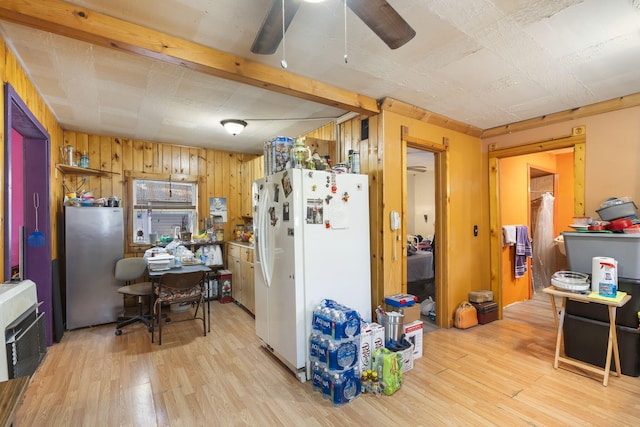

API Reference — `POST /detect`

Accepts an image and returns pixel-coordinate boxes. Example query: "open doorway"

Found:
[406,147,437,329]
[489,129,584,317]
[4,83,53,345]
[401,129,449,328]
[529,167,558,295]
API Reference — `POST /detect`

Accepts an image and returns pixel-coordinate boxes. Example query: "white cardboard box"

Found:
[359,322,385,372]
[403,320,423,360]
[370,322,385,354]
[359,325,373,372]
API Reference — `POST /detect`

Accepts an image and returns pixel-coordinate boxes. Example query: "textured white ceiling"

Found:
[1,0,639,155]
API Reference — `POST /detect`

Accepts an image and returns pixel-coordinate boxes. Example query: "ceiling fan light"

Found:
[221,119,247,136]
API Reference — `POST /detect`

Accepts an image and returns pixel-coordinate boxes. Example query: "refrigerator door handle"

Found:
[257,185,273,288]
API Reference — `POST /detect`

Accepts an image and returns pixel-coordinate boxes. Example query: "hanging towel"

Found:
[515,225,532,278]
[502,225,517,247]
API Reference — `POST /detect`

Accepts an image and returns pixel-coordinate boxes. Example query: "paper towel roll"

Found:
[591,257,617,293]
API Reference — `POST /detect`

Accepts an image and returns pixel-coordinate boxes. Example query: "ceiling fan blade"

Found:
[251,0,302,55]
[347,0,416,49]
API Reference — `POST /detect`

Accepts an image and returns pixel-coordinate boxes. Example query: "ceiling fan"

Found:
[251,0,416,55]
[407,165,428,173]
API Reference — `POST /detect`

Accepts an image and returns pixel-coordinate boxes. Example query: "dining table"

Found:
[148,263,212,332]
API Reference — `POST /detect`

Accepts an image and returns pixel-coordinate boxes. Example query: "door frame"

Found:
[4,83,53,344]
[488,127,585,319]
[401,126,449,327]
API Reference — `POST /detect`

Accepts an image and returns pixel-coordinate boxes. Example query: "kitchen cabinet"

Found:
[241,156,264,218]
[227,242,255,314]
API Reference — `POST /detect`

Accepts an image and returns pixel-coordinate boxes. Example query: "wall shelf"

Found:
[56,164,119,177]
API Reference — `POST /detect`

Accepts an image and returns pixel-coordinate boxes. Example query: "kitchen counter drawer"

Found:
[243,248,254,263]
[227,243,241,258]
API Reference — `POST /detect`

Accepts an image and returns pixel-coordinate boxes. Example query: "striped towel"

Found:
[515,225,532,278]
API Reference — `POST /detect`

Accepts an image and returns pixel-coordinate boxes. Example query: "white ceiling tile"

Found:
[1,0,639,153]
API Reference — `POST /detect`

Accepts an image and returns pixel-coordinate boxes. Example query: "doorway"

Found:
[406,147,437,328]
[529,168,557,294]
[401,129,449,328]
[4,83,53,345]
[488,129,585,318]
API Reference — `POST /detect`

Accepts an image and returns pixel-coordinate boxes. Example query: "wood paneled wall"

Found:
[60,131,260,256]
[1,32,491,328]
[0,38,64,275]
[335,115,385,314]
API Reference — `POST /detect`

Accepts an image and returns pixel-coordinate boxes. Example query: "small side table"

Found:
[542,286,631,386]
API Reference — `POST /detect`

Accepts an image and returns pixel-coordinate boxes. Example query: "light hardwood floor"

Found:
[17,296,640,426]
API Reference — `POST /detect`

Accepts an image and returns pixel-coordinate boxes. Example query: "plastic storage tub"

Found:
[563,314,640,377]
[596,201,638,221]
[384,293,417,308]
[562,232,640,280]
[566,278,640,328]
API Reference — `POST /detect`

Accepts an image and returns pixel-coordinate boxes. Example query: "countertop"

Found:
[227,241,254,249]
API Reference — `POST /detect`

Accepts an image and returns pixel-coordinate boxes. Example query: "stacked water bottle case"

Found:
[309,299,362,406]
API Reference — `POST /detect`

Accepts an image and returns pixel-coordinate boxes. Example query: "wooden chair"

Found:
[114,258,153,335]
[152,270,207,345]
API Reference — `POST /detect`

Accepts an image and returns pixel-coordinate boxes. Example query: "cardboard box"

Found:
[384,303,421,325]
[360,322,385,372]
[403,320,423,359]
[370,322,385,354]
[359,325,373,372]
[401,304,421,324]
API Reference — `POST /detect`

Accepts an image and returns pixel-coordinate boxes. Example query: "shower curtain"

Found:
[532,192,555,293]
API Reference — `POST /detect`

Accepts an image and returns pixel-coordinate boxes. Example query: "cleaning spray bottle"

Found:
[598,261,617,298]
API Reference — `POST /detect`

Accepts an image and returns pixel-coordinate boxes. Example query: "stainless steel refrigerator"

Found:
[65,207,124,330]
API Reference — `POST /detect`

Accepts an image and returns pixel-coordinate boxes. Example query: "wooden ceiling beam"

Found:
[380,97,483,138]
[0,0,380,116]
[482,92,640,138]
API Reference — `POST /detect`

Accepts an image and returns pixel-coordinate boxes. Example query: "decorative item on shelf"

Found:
[60,145,75,166]
[78,152,90,168]
[291,138,311,169]
[211,215,224,242]
[235,224,245,241]
[106,196,119,207]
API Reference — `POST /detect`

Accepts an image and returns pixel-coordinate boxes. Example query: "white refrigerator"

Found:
[253,168,372,382]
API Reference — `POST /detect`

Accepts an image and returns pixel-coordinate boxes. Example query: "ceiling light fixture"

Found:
[221,116,340,135]
[220,119,247,135]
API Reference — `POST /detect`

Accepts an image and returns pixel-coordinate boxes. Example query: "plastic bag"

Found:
[371,347,403,395]
[174,245,195,262]
[165,240,181,253]
[421,297,435,316]
[143,246,168,259]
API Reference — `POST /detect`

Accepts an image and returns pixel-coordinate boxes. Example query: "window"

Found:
[131,179,197,244]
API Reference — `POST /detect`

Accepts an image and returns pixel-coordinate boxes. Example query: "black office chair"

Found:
[152,270,207,345]
[114,257,153,336]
